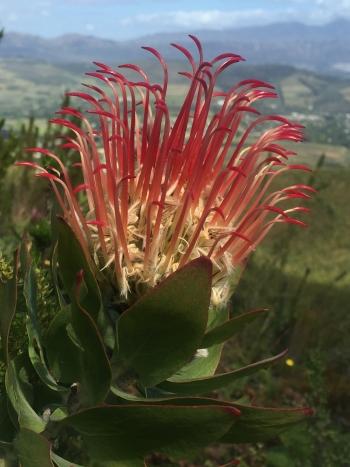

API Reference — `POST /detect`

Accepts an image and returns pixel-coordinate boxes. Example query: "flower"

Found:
[17,36,314,304]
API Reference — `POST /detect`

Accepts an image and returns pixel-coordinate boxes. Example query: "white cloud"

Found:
[120,9,281,30]
[85,23,95,31]
[119,4,350,31]
[287,0,350,15]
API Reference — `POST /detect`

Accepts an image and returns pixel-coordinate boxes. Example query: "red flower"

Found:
[18,36,314,303]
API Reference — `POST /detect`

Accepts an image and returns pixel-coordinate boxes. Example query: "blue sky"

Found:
[1,0,349,39]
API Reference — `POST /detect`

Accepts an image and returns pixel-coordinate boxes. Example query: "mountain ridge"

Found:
[1,19,350,75]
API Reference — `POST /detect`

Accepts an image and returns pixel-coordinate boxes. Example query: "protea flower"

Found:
[5,37,316,466]
[18,36,313,304]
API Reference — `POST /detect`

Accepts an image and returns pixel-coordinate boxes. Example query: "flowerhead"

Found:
[18,36,314,304]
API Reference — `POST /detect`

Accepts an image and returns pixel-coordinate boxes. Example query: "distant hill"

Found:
[1,19,350,75]
[0,58,349,119]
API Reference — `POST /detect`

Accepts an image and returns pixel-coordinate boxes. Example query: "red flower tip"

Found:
[222,406,241,417]
[25,147,47,154]
[86,220,106,227]
[211,52,245,64]
[15,161,42,169]
[73,184,90,195]
[35,172,58,181]
[285,217,308,228]
[75,269,85,296]
[304,407,315,416]
[220,459,240,466]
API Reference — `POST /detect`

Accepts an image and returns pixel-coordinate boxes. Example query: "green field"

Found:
[1,59,350,118]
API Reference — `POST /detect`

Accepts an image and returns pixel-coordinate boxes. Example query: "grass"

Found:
[0,59,81,118]
[280,75,314,109]
[284,141,350,167]
[245,166,350,293]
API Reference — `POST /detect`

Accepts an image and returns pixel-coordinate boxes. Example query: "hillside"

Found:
[1,19,350,75]
[1,59,350,117]
[0,58,349,168]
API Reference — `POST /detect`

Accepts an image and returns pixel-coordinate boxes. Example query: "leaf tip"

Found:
[76,269,84,288]
[190,255,213,273]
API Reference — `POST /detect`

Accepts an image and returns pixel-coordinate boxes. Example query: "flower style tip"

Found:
[19,37,313,304]
[304,407,316,417]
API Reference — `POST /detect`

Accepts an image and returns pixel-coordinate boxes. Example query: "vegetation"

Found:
[0,40,349,463]
[0,115,349,467]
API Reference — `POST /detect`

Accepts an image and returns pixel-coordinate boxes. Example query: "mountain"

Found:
[1,19,350,75]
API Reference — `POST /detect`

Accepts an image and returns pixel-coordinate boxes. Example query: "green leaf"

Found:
[56,218,114,349]
[49,407,68,422]
[5,356,47,433]
[221,403,313,443]
[115,257,212,387]
[69,288,111,406]
[51,452,84,467]
[45,285,111,406]
[107,388,238,416]
[108,395,311,444]
[56,217,101,322]
[60,403,237,463]
[0,394,15,442]
[202,308,269,348]
[20,244,67,394]
[26,318,67,393]
[44,308,83,385]
[0,440,12,452]
[0,250,19,364]
[171,307,229,380]
[14,429,54,467]
[158,350,288,395]
[45,299,111,407]
[20,242,39,327]
[91,459,146,467]
[50,243,67,309]
[120,395,312,444]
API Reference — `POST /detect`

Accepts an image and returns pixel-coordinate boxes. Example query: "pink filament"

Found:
[18,36,313,292]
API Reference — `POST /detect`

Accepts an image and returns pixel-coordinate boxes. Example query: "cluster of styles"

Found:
[1,37,314,466]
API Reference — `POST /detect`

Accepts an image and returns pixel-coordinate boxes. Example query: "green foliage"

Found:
[218,165,350,467]
[68,298,111,407]
[0,251,18,364]
[202,308,269,348]
[56,218,102,320]
[0,225,311,465]
[14,429,53,467]
[171,307,228,380]
[222,404,311,444]
[0,96,82,256]
[1,108,346,465]
[61,404,236,463]
[115,257,211,387]
[5,356,47,433]
[158,350,288,396]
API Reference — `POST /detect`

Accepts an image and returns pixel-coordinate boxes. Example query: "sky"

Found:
[0,0,349,40]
